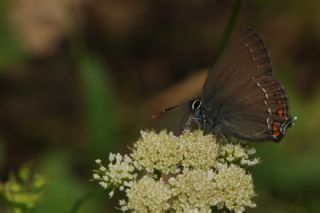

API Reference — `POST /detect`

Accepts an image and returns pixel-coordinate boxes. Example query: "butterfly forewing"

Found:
[201,28,293,141]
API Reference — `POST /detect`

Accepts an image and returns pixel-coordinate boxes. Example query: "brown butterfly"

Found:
[185,28,296,142]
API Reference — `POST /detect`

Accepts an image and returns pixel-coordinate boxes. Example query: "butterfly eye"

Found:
[190,99,201,111]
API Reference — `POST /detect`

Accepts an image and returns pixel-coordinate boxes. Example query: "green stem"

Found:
[213,0,246,60]
[70,191,100,213]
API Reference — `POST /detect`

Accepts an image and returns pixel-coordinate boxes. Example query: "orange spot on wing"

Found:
[277,110,284,118]
[272,122,281,137]
[272,131,281,137]
[272,122,279,130]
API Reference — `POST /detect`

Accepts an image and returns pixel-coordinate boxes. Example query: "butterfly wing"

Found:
[201,28,294,141]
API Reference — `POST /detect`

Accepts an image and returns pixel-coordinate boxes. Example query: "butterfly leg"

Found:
[180,115,202,132]
[181,115,193,132]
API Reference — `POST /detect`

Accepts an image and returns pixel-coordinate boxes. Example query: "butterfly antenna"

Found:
[151,105,179,119]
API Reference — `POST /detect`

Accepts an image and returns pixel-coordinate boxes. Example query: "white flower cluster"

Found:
[93,153,136,196]
[218,144,260,166]
[214,165,256,213]
[123,176,172,213]
[132,131,183,174]
[92,130,258,213]
[169,169,217,212]
[180,131,219,170]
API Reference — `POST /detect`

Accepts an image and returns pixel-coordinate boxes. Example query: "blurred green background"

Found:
[0,0,320,212]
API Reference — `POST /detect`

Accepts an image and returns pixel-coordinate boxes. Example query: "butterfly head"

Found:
[185,98,206,130]
[189,98,202,113]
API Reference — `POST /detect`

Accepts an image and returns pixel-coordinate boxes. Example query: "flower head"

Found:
[0,164,47,212]
[124,176,171,213]
[219,144,260,167]
[92,153,136,193]
[180,130,219,170]
[214,164,256,213]
[169,169,217,212]
[132,130,183,174]
[92,130,259,212]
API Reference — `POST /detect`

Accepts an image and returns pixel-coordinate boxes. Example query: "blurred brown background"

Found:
[0,0,320,212]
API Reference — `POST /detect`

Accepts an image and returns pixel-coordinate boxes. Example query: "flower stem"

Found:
[213,0,246,60]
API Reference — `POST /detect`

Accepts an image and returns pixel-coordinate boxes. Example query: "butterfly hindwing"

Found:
[201,28,293,141]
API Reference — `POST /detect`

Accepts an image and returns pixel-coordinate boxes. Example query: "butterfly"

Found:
[184,28,296,142]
